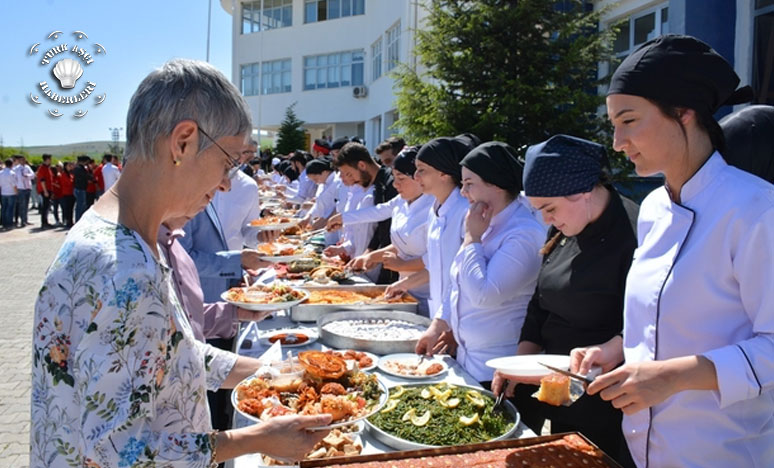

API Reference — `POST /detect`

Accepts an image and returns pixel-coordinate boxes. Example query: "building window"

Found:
[241,63,260,96]
[241,0,292,34]
[385,22,401,72]
[611,4,669,60]
[262,59,292,95]
[754,1,774,103]
[371,38,383,81]
[303,50,364,90]
[304,0,365,24]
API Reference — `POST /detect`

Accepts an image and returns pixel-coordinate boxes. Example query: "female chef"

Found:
[387,135,478,354]
[448,142,546,381]
[327,147,434,315]
[491,134,639,466]
[572,35,773,467]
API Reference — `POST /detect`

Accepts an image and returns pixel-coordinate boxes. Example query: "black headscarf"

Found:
[416,134,479,181]
[330,136,350,151]
[608,34,752,115]
[393,145,420,177]
[305,157,333,175]
[720,105,774,184]
[460,142,523,192]
[283,166,299,182]
[523,134,604,197]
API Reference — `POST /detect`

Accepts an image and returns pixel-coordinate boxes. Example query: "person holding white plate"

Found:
[491,135,638,467]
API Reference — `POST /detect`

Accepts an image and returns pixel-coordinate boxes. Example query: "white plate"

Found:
[259,253,313,264]
[377,353,449,380]
[485,354,571,377]
[246,218,301,231]
[220,288,309,311]
[232,375,389,430]
[258,328,319,348]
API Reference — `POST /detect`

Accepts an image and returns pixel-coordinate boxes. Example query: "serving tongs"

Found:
[538,362,600,387]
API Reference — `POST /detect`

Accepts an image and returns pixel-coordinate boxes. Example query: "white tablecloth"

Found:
[229,309,536,468]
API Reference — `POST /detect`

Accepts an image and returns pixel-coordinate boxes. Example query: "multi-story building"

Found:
[220,0,424,152]
[221,0,772,152]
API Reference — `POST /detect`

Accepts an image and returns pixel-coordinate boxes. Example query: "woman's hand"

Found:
[587,355,718,415]
[569,335,624,375]
[323,245,348,259]
[348,253,374,272]
[491,370,521,397]
[241,249,271,271]
[464,201,493,245]
[326,213,343,232]
[384,277,408,299]
[415,319,451,356]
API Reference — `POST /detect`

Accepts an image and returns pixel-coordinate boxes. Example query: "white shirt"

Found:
[424,188,469,322]
[338,184,376,257]
[307,172,338,220]
[101,162,120,191]
[344,193,435,312]
[0,168,17,195]
[13,164,34,190]
[623,152,774,467]
[212,171,262,249]
[296,169,317,200]
[449,196,546,381]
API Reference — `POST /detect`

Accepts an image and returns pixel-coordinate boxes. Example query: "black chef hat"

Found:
[306,157,333,175]
[720,105,774,184]
[460,142,523,192]
[393,145,421,177]
[608,34,753,115]
[330,137,350,151]
[416,134,480,181]
[523,135,604,197]
[313,139,331,155]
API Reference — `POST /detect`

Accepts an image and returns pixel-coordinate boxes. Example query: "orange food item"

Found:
[298,350,348,379]
[249,216,291,226]
[306,289,417,305]
[425,363,444,375]
[536,373,570,406]
[267,333,309,345]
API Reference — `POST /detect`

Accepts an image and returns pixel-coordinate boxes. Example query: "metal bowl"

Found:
[317,310,431,355]
[365,383,521,451]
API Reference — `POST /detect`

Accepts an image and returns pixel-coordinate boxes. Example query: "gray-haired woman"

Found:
[30,59,330,468]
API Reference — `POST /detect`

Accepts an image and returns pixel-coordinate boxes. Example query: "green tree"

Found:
[394,0,620,163]
[275,102,306,155]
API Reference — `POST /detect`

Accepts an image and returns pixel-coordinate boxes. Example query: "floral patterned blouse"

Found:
[31,211,238,468]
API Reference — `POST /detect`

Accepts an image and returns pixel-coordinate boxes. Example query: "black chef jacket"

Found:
[367,165,399,284]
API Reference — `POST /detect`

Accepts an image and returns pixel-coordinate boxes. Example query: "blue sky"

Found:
[0,0,234,147]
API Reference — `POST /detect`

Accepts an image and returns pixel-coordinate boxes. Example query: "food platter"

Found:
[322,349,379,373]
[231,351,388,430]
[247,216,302,231]
[377,353,449,380]
[365,382,520,451]
[291,285,418,322]
[259,328,319,348]
[221,284,309,311]
[485,354,571,377]
[259,253,314,264]
[317,310,431,355]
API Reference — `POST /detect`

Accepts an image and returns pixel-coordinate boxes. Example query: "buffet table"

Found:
[229,309,537,468]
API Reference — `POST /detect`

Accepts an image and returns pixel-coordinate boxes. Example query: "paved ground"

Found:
[0,222,68,467]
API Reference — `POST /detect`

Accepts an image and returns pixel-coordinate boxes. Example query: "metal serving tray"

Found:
[365,383,521,451]
[317,310,431,355]
[299,432,622,468]
[290,285,418,323]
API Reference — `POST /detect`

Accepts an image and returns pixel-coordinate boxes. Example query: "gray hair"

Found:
[125,59,252,163]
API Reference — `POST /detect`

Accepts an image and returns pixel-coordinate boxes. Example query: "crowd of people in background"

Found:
[0,152,122,231]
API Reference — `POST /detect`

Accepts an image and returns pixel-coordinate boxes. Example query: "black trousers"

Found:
[62,195,75,227]
[40,194,51,227]
[510,384,635,468]
[206,337,235,431]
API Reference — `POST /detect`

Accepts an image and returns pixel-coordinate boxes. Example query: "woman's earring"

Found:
[174,160,181,166]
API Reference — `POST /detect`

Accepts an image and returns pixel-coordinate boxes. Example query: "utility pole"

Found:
[206,0,212,62]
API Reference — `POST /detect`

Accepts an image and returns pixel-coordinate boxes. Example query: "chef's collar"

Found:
[576,185,620,244]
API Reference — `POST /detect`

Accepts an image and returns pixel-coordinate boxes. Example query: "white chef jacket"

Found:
[338,184,375,257]
[13,164,34,190]
[344,193,435,314]
[623,152,774,468]
[0,168,17,195]
[449,196,546,381]
[308,172,339,220]
[212,171,262,249]
[424,188,469,323]
[101,162,120,191]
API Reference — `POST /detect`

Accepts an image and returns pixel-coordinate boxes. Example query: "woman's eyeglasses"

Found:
[198,127,241,179]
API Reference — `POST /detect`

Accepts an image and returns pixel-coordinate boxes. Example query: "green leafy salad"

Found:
[367,383,514,446]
